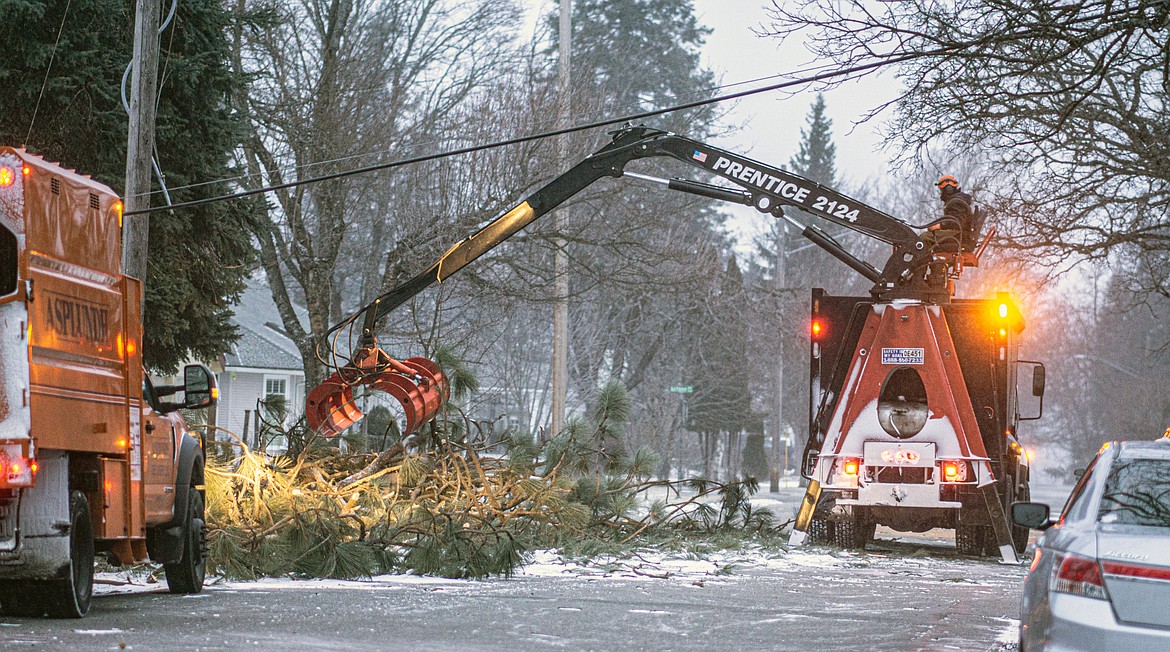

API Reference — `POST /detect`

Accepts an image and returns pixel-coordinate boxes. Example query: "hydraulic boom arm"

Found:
[307,126,959,438]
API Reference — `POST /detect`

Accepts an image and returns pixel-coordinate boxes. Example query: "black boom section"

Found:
[351,126,936,344]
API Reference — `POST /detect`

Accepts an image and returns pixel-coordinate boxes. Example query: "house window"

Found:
[265,377,288,399]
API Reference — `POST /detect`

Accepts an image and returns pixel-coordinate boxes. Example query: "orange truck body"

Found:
[0,148,207,609]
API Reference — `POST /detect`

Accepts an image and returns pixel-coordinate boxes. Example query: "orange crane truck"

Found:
[301,126,1044,563]
[0,148,216,617]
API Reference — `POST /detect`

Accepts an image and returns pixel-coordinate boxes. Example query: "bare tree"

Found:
[229,0,522,385]
[762,0,1170,296]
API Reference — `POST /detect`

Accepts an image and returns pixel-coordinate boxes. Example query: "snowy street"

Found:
[0,485,1072,651]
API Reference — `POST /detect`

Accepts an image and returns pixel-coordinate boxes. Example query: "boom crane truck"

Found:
[305,125,1044,563]
[0,149,217,617]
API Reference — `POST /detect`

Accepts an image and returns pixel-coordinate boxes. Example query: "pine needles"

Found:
[204,381,783,581]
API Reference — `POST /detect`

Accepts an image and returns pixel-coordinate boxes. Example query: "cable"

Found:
[125,49,937,217]
[134,60,851,201]
[25,0,74,146]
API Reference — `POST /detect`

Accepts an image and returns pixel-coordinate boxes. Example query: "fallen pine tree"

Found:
[202,380,784,580]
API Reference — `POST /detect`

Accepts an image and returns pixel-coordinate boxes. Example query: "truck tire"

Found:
[833,512,870,550]
[833,517,869,550]
[1012,485,1031,555]
[164,488,206,594]
[955,522,989,556]
[0,581,46,617]
[807,517,834,544]
[44,491,95,618]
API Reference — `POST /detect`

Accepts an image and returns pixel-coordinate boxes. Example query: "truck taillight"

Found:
[843,458,860,476]
[811,319,824,340]
[939,460,969,482]
[0,444,36,488]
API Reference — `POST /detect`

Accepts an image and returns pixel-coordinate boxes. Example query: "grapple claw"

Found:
[305,349,449,438]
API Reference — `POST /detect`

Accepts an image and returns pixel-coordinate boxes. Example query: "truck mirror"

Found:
[183,364,217,410]
[1031,364,1046,397]
[1018,360,1045,420]
[1011,501,1052,530]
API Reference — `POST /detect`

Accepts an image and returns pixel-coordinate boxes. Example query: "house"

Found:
[215,278,306,445]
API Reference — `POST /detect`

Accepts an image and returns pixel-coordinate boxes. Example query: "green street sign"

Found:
[669,385,694,393]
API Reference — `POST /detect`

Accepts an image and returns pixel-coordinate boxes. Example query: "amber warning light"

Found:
[0,166,14,187]
[811,319,824,339]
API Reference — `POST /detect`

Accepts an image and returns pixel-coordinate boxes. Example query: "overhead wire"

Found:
[125,48,938,217]
[25,0,74,146]
[129,60,850,201]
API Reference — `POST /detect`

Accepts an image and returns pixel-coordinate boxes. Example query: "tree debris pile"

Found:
[204,382,783,580]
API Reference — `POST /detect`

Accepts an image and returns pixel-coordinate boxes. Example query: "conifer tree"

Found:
[0,0,255,371]
[788,93,837,186]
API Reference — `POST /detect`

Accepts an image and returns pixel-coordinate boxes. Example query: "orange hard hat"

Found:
[936,174,959,189]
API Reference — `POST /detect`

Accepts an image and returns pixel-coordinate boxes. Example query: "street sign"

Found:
[669,385,694,393]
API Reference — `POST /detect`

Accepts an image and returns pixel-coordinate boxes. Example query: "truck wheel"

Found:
[164,489,206,594]
[863,521,877,544]
[1012,486,1031,555]
[0,581,47,617]
[807,517,834,544]
[833,517,867,550]
[44,491,95,618]
[955,523,988,556]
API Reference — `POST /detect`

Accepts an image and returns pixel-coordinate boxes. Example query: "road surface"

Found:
[0,485,1073,651]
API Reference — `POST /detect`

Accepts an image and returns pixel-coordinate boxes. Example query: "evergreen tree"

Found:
[0,0,254,371]
[788,93,836,186]
[550,0,716,129]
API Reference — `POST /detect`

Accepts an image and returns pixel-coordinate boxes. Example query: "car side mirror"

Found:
[1011,501,1053,530]
[183,364,218,410]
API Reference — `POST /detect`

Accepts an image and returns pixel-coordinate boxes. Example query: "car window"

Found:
[1060,456,1100,524]
[1098,459,1170,527]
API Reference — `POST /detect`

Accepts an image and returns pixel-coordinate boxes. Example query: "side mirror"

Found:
[1018,361,1046,420]
[1073,468,1085,479]
[1011,501,1053,530]
[183,364,218,410]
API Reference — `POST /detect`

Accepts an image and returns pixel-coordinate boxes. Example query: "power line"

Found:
[134,64,825,200]
[125,50,930,217]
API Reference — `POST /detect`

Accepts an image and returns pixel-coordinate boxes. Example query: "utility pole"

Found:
[123,0,162,289]
[771,222,788,493]
[550,0,571,438]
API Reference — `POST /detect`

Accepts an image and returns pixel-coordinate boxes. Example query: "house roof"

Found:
[224,277,307,373]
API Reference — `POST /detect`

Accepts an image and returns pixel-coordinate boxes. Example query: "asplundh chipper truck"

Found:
[295,125,1044,563]
[0,148,218,617]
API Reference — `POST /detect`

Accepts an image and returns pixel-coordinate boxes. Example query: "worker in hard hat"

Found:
[923,175,980,253]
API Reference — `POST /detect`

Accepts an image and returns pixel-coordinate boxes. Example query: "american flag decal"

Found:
[692,150,707,163]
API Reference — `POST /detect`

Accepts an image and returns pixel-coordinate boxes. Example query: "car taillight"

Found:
[1100,560,1170,583]
[1051,553,1108,600]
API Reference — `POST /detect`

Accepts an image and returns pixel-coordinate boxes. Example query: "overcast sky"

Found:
[523,0,903,248]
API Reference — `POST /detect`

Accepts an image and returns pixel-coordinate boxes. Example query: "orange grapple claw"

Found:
[305,349,449,438]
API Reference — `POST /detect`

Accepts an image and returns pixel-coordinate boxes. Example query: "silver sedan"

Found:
[1013,438,1170,651]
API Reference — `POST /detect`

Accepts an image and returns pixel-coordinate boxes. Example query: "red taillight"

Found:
[943,462,959,480]
[1101,561,1170,583]
[1052,553,1108,599]
[843,458,860,476]
[811,319,823,339]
